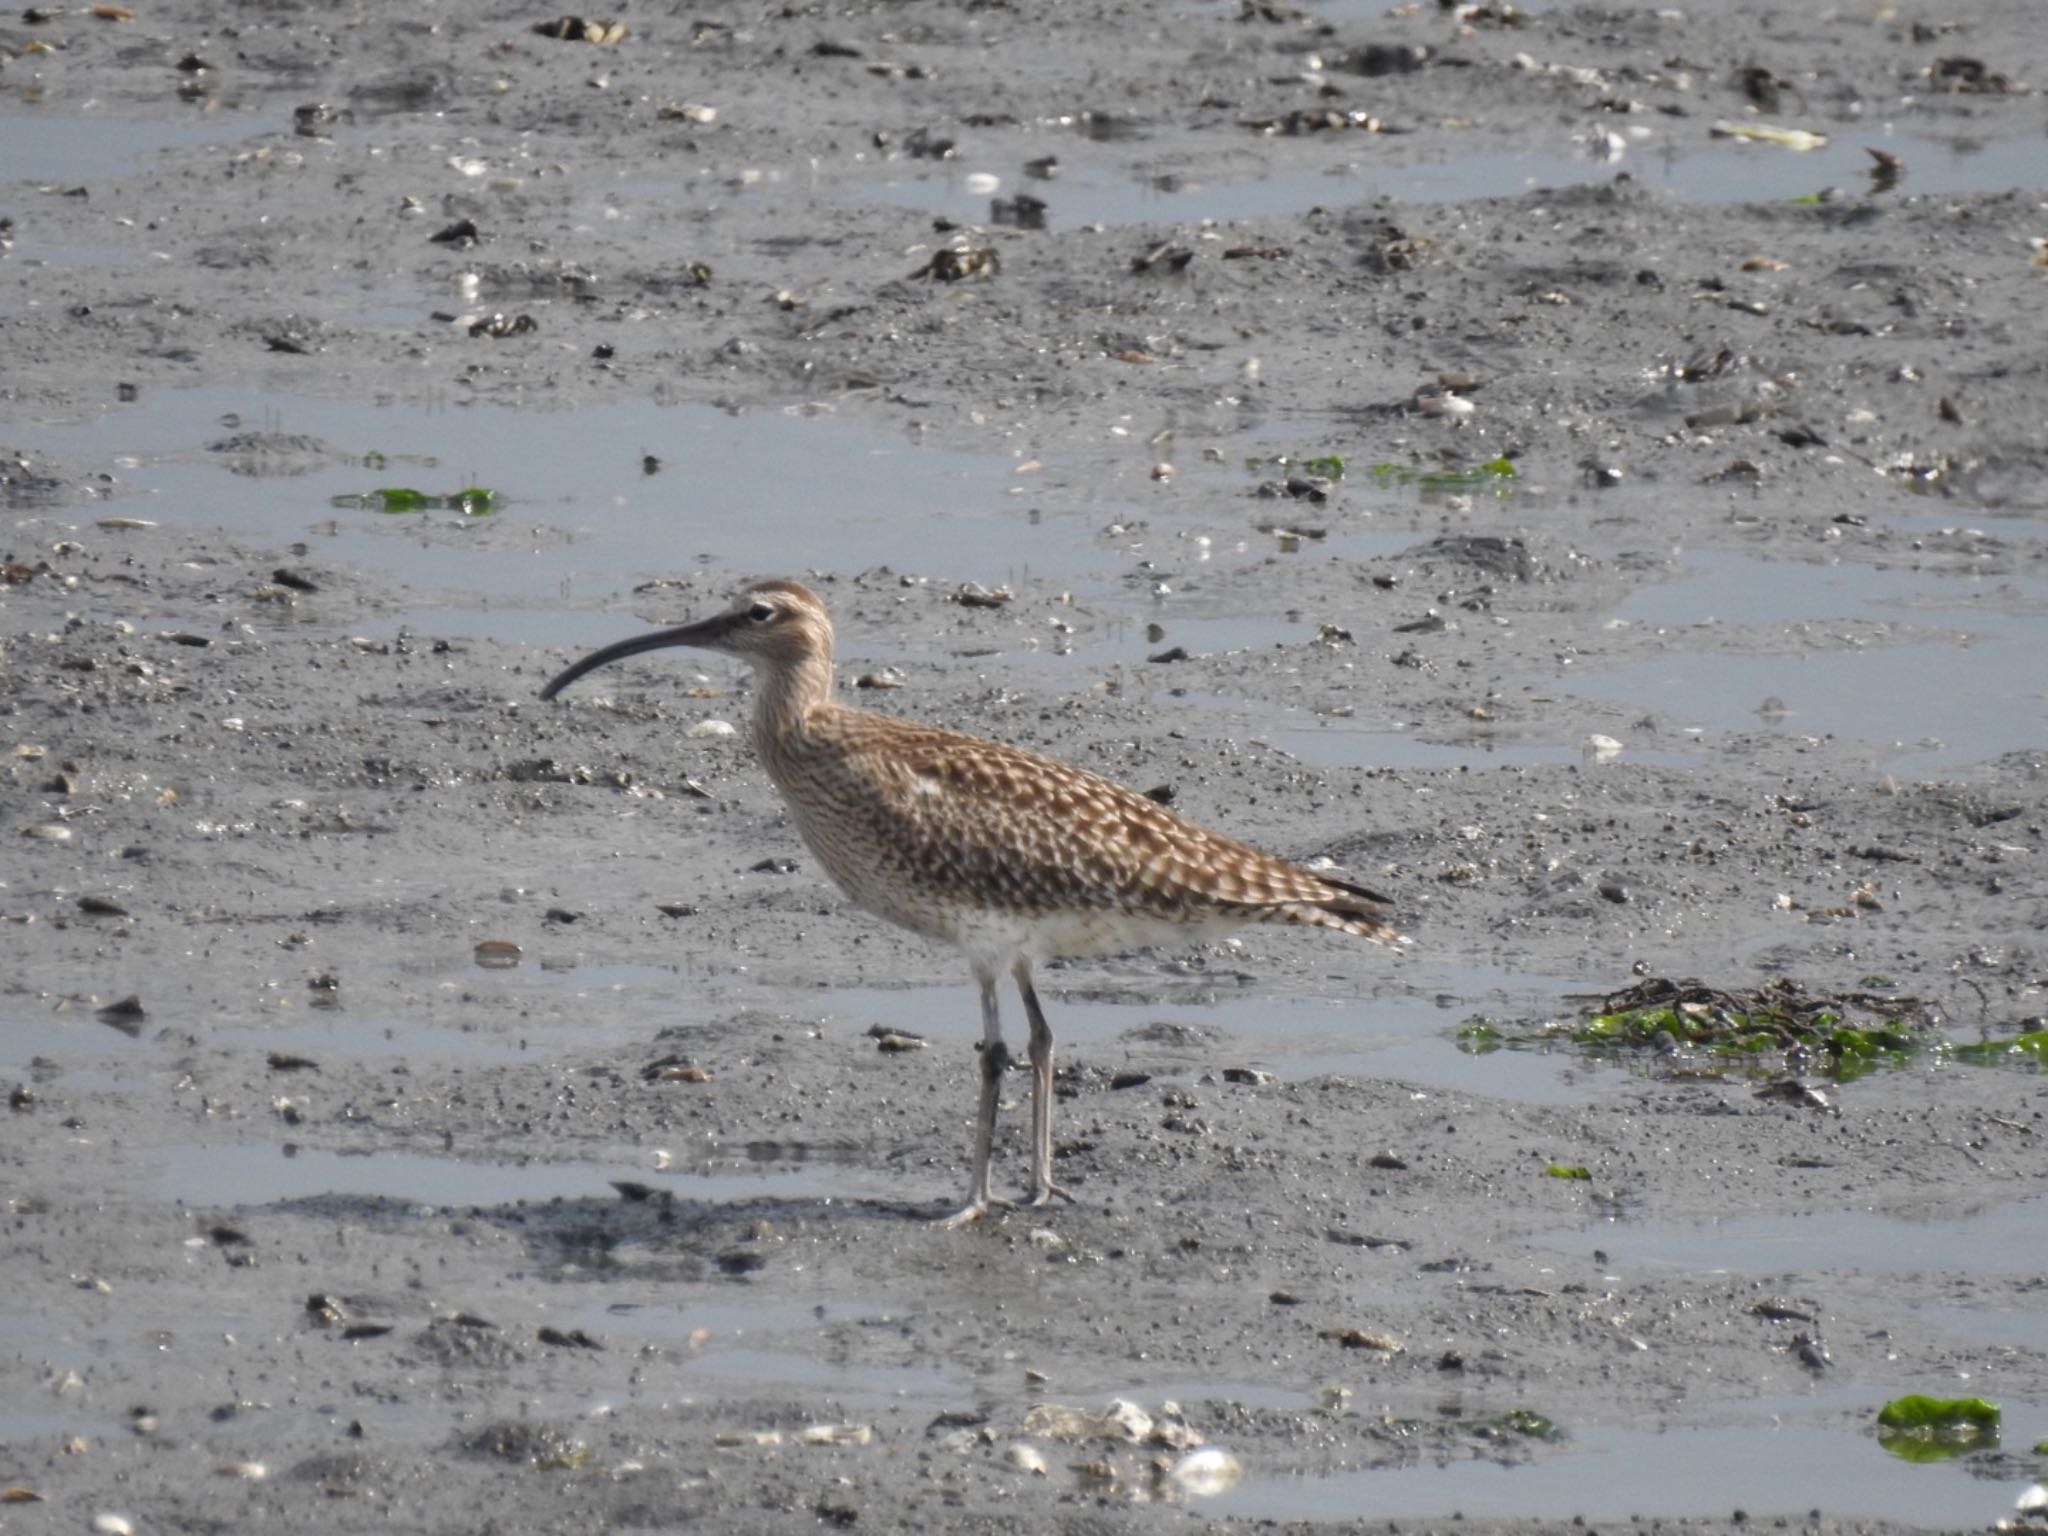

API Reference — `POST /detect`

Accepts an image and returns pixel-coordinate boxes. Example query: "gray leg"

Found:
[937,966,1009,1228]
[1015,960,1076,1208]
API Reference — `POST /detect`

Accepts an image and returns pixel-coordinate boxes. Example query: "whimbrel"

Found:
[542,580,1401,1226]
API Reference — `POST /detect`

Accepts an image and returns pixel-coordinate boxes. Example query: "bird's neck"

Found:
[750,647,837,754]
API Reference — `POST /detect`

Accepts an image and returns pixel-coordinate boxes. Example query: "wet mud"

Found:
[3,0,2046,1530]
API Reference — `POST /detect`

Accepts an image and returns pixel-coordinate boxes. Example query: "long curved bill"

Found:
[539,612,742,700]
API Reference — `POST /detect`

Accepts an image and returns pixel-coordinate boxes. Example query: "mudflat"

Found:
[3,0,2045,1530]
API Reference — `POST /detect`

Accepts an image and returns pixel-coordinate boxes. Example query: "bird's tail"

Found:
[1265,877,1406,947]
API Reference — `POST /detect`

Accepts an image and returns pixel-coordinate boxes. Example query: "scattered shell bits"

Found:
[1710,119,1828,151]
[1023,1399,1153,1443]
[797,1422,874,1446]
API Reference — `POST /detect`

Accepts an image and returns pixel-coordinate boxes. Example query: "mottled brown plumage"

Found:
[543,579,1401,1224]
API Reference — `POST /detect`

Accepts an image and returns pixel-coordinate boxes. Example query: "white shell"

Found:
[1003,1442,1048,1474]
[1167,1447,1243,1496]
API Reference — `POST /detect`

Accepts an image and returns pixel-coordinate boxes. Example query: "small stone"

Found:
[1320,1326,1403,1352]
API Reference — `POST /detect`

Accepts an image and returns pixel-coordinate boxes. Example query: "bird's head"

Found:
[540,578,833,699]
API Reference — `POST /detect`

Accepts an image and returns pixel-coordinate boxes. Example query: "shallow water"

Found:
[674,1345,963,1405]
[1207,1413,2035,1524]
[565,1295,895,1341]
[0,1012,149,1072]
[862,132,2047,229]
[205,1011,537,1064]
[0,106,264,183]
[1611,552,2041,629]
[147,1142,893,1209]
[11,388,1019,594]
[1533,1192,2048,1278]
[1917,1304,2048,1353]
[794,967,1595,1104]
[407,957,1596,1103]
[8,386,1414,636]
[1582,551,2048,769]
[1279,0,1850,17]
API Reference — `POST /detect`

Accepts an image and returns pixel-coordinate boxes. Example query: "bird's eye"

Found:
[747,602,775,623]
